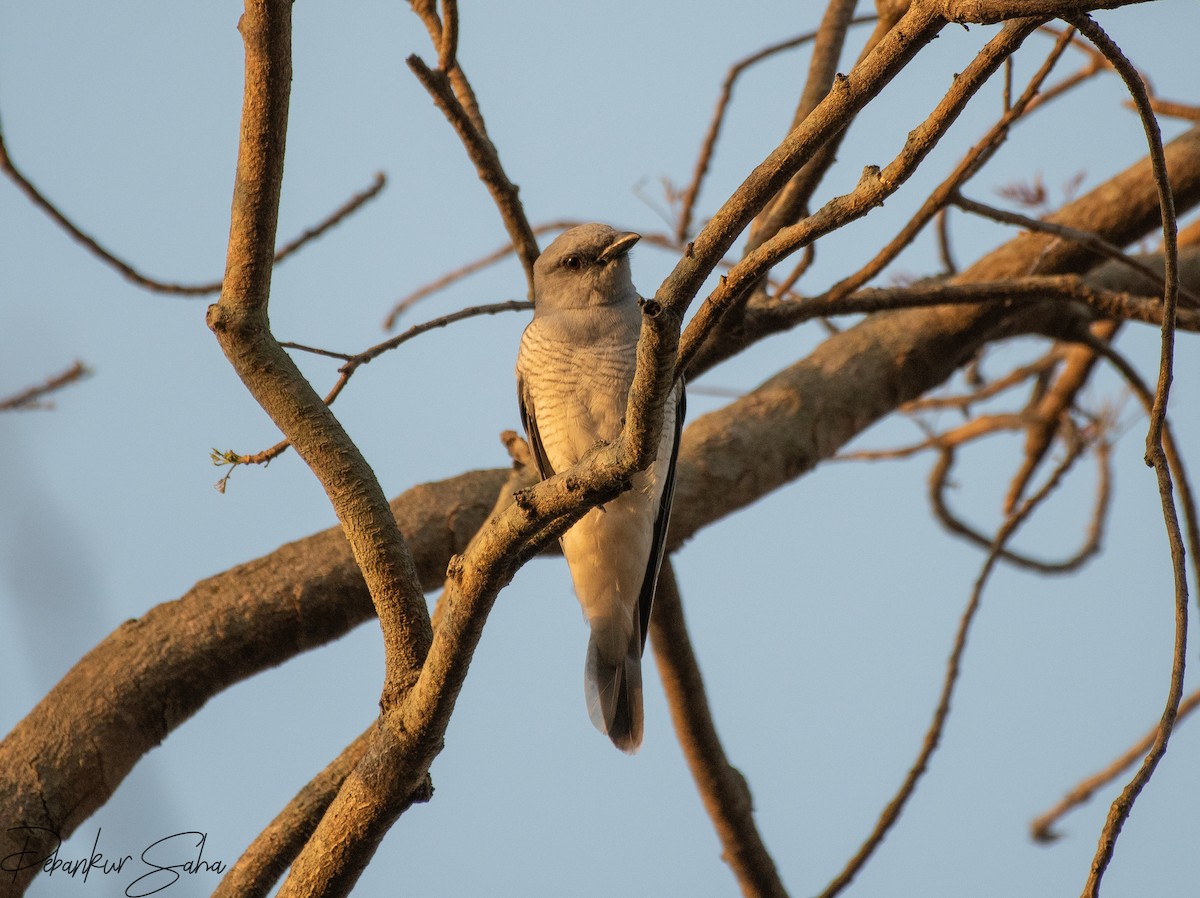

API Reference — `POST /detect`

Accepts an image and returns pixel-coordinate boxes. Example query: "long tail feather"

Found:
[584,621,643,753]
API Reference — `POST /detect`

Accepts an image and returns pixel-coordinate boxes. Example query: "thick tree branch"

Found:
[208,0,430,707]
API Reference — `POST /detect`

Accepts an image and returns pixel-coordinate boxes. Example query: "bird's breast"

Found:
[518,324,638,471]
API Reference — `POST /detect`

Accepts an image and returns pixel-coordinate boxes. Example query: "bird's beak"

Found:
[598,231,641,263]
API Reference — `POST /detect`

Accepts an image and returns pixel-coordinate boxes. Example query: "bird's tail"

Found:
[584,617,644,753]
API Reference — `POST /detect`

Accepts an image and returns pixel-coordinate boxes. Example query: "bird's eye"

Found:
[562,255,584,271]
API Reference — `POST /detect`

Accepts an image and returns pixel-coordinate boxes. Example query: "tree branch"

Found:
[0,111,383,296]
[1064,16,1186,896]
[818,437,1089,898]
[650,561,788,898]
[212,726,379,898]
[405,5,539,293]
[2,11,1197,895]
[0,361,89,411]
[678,15,1046,375]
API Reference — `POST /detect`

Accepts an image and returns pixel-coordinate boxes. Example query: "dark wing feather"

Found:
[636,382,685,653]
[517,373,555,480]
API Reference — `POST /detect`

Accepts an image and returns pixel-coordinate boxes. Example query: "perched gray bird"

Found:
[516,223,684,754]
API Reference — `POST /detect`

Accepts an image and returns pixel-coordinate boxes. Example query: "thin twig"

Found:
[272,172,388,260]
[674,16,877,244]
[936,206,958,274]
[1030,687,1200,843]
[405,30,539,291]
[901,348,1065,412]
[769,244,816,301]
[928,434,1111,575]
[382,219,577,329]
[0,115,385,296]
[777,276,1200,331]
[1005,321,1118,513]
[1066,18,1185,896]
[817,438,1088,898]
[0,361,90,411]
[213,300,532,479]
[952,193,1197,304]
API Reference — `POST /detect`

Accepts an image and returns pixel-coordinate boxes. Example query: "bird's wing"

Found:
[517,373,556,480]
[636,381,685,653]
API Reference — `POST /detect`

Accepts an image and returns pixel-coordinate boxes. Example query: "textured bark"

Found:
[0,471,503,896]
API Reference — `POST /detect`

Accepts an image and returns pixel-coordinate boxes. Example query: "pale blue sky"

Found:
[2,2,1199,896]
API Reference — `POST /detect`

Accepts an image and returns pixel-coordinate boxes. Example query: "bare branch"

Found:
[817,437,1088,898]
[0,361,89,411]
[951,193,1198,305]
[678,16,1046,375]
[928,431,1112,574]
[746,0,871,252]
[1030,688,1200,844]
[204,7,436,893]
[382,219,577,329]
[405,15,539,292]
[1005,320,1119,513]
[774,275,1200,331]
[272,172,388,261]
[214,300,532,480]
[0,112,384,296]
[650,562,788,898]
[900,348,1064,412]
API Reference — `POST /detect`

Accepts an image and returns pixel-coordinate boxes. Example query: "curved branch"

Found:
[928,435,1111,574]
[1065,16,1186,897]
[1030,687,1200,844]
[0,110,384,296]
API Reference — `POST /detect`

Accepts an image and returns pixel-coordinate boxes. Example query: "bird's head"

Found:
[532,223,641,313]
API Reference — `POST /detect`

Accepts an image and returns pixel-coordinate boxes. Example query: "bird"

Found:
[515,223,684,754]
